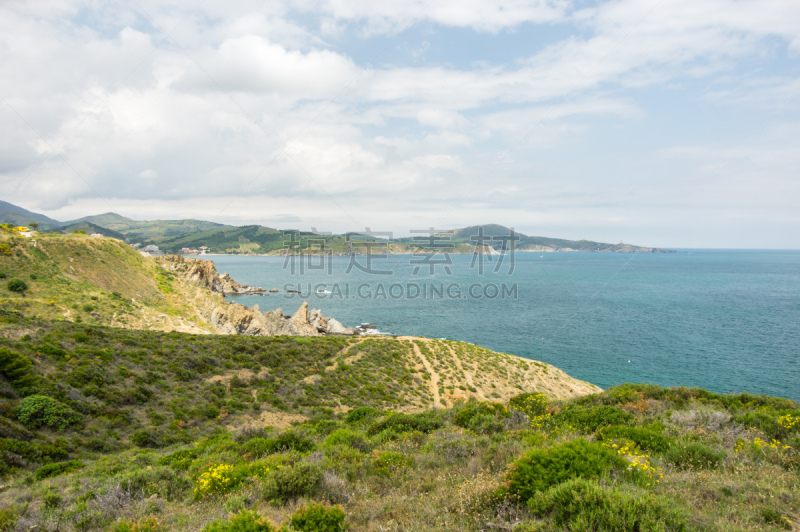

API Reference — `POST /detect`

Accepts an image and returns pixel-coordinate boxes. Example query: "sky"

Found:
[1,0,799,248]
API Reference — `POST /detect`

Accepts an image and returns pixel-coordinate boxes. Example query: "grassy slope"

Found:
[0,232,220,334]
[0,312,797,531]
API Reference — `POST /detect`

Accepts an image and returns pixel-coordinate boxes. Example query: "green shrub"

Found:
[345,406,380,424]
[313,419,339,436]
[0,272,6,279]
[367,411,443,436]
[323,429,368,451]
[288,501,348,531]
[159,448,200,470]
[34,459,84,480]
[261,462,322,504]
[109,515,165,532]
[7,279,27,292]
[665,442,724,470]
[759,507,792,530]
[596,424,672,453]
[503,439,631,501]
[0,506,19,532]
[0,347,38,394]
[0,437,69,464]
[241,432,314,458]
[509,392,549,418]
[368,450,414,477]
[203,511,277,532]
[547,405,634,433]
[453,401,509,434]
[528,478,691,531]
[15,395,82,430]
[732,409,800,441]
[118,465,191,500]
[131,428,191,448]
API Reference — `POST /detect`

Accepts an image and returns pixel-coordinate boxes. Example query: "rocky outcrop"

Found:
[157,256,357,337]
[157,255,265,294]
[207,301,358,337]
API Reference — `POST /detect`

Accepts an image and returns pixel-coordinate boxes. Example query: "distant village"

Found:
[131,243,209,257]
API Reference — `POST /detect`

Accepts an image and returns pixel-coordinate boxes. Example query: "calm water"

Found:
[193,251,800,401]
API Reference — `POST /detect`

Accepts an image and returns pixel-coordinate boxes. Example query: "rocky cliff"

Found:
[156,255,358,337]
[157,255,266,294]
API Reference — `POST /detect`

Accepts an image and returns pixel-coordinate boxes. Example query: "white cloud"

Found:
[1,0,799,247]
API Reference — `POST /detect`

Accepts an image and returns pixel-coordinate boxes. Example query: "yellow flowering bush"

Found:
[248,453,297,478]
[195,464,239,497]
[735,437,796,469]
[509,392,549,428]
[603,439,663,486]
[777,414,799,432]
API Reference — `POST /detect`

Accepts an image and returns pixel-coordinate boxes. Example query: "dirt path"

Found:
[325,339,367,371]
[409,339,442,408]
[443,342,486,400]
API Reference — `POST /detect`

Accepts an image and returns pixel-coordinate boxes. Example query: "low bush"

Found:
[15,395,82,430]
[195,463,247,498]
[596,424,672,453]
[0,506,19,532]
[323,429,368,451]
[528,478,692,531]
[131,428,191,448]
[368,450,414,477]
[203,511,277,532]
[0,437,69,464]
[503,439,632,501]
[261,462,322,504]
[159,448,200,470]
[509,392,549,426]
[110,515,165,532]
[453,401,509,434]
[367,411,443,436]
[34,459,84,480]
[288,501,348,531]
[241,432,314,459]
[118,465,191,500]
[0,347,38,394]
[732,409,800,441]
[345,406,380,424]
[547,405,634,433]
[665,442,725,470]
[7,278,27,292]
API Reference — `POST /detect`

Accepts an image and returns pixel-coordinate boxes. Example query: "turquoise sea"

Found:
[195,251,800,401]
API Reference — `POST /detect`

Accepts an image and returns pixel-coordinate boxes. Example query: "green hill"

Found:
[64,212,230,241]
[0,200,60,231]
[0,202,674,255]
[55,221,128,240]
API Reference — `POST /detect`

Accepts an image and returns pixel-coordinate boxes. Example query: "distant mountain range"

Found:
[0,200,674,254]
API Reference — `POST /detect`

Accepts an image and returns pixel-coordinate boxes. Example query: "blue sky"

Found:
[1,0,799,247]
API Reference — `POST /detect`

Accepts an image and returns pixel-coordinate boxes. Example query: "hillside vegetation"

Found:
[0,231,221,334]
[0,311,797,531]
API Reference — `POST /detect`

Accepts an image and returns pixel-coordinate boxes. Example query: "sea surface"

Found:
[192,250,800,401]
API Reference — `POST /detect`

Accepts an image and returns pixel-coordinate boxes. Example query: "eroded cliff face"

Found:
[158,255,266,294]
[157,256,357,337]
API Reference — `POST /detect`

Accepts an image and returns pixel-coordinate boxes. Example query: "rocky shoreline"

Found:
[157,255,359,337]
